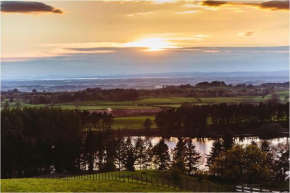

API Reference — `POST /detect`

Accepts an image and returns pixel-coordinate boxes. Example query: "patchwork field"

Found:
[3,91,289,110]
[2,91,289,130]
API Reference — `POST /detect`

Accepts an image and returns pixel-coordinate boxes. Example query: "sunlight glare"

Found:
[124,37,177,51]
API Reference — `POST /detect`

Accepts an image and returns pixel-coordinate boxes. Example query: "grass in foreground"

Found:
[2,170,287,192]
[70,170,234,192]
[0,178,175,192]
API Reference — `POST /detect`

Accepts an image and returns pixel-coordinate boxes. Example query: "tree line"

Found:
[1,107,114,178]
[2,81,289,105]
[2,107,197,178]
[155,103,289,135]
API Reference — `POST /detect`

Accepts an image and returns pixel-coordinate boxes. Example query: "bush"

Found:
[99,159,116,172]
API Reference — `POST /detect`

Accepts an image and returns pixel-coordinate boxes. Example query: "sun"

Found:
[124,37,177,51]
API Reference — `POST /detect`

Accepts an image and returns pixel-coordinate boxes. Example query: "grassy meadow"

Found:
[2,170,287,192]
[0,178,175,192]
[1,170,234,192]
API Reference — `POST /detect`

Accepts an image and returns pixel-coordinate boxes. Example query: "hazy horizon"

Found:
[2,69,289,80]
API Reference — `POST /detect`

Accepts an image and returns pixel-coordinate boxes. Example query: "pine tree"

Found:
[143,142,153,170]
[152,139,171,170]
[135,137,151,170]
[84,131,97,171]
[114,136,126,170]
[184,138,201,175]
[221,135,235,151]
[206,139,223,168]
[172,137,186,162]
[121,137,136,171]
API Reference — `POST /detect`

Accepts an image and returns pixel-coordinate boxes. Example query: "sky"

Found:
[1,0,289,78]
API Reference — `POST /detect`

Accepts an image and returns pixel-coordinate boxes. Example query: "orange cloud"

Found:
[1,1,64,14]
[201,0,290,11]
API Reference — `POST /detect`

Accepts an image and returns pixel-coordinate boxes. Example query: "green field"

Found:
[113,116,156,130]
[1,170,234,192]
[3,91,289,110]
[0,178,175,192]
[265,91,289,100]
[136,97,198,105]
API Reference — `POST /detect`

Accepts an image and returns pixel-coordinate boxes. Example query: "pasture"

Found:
[0,178,175,192]
[1,170,235,192]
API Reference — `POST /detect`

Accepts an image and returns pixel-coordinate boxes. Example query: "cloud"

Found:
[201,1,227,7]
[238,31,258,37]
[201,0,289,11]
[1,49,114,62]
[259,1,289,11]
[1,1,64,14]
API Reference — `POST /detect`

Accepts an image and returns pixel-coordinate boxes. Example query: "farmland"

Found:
[3,91,289,110]
[2,91,289,130]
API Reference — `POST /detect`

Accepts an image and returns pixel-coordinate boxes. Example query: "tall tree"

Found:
[152,139,171,170]
[221,135,235,151]
[172,137,186,161]
[84,131,98,171]
[184,138,201,175]
[206,139,223,168]
[135,137,151,170]
[114,136,126,170]
[121,137,136,171]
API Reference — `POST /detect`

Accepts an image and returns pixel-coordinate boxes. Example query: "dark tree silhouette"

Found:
[184,138,201,175]
[206,139,223,168]
[152,139,171,170]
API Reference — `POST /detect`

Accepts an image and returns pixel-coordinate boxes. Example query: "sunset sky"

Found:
[1,0,289,78]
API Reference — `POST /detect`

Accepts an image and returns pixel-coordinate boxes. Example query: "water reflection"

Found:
[131,136,289,169]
